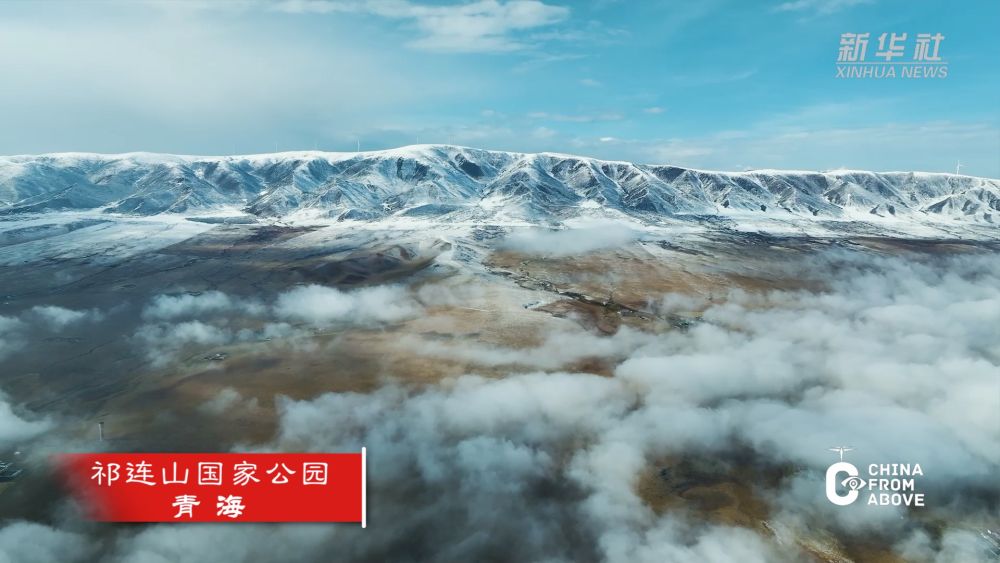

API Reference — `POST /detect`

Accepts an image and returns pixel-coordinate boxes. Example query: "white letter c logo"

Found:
[826,461,859,506]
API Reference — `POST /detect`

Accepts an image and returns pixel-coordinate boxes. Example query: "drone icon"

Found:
[828,446,855,461]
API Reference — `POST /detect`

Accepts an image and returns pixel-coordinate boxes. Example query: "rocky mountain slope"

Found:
[1,145,997,225]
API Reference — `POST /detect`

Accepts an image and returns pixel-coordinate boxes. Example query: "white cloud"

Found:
[198,387,260,416]
[0,3,445,155]
[30,306,103,329]
[774,0,872,16]
[143,291,263,320]
[0,392,52,448]
[135,320,230,367]
[528,111,624,123]
[0,522,93,563]
[273,0,570,53]
[3,249,997,561]
[258,250,999,561]
[129,284,421,367]
[531,126,557,139]
[274,284,420,326]
[501,219,640,256]
[0,315,26,361]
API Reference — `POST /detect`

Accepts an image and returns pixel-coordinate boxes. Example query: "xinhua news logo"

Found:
[836,32,948,79]
[824,446,927,507]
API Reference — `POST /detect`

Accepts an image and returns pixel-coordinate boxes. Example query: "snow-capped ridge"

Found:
[1,145,997,227]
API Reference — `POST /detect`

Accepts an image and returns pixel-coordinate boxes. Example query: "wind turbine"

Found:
[956,160,962,175]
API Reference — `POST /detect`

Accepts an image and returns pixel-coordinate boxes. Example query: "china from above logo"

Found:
[836,33,947,79]
[824,446,926,507]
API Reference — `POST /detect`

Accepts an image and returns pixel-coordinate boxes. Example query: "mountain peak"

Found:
[1,146,997,227]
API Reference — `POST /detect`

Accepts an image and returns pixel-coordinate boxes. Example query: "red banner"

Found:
[56,451,366,524]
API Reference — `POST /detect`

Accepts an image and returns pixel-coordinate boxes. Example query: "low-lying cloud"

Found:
[1,305,105,362]
[0,315,26,361]
[143,291,264,321]
[198,387,260,416]
[0,521,94,563]
[131,283,421,367]
[274,284,420,326]
[2,249,997,562]
[135,320,230,367]
[261,250,1000,561]
[30,305,103,329]
[0,391,52,448]
[501,220,641,256]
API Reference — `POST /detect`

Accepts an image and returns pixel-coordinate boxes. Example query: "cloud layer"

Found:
[0,392,52,449]
[274,284,420,326]
[1,248,997,561]
[273,0,570,52]
[501,219,640,256]
[270,250,999,561]
[131,283,420,366]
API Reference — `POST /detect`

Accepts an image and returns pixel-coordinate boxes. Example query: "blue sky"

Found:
[1,0,997,176]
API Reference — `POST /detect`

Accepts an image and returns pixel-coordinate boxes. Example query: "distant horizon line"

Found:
[0,144,993,180]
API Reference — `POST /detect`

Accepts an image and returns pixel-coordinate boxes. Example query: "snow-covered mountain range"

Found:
[1,145,997,226]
